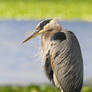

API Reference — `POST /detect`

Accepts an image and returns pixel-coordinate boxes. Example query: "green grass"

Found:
[0,85,91,92]
[0,0,92,20]
[0,85,92,92]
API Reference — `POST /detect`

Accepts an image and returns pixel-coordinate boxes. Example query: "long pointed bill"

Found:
[22,29,45,43]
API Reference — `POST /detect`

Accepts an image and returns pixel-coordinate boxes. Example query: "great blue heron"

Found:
[22,18,83,92]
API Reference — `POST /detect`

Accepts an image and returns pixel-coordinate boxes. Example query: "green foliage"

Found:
[40,84,60,92]
[82,86,92,92]
[0,85,91,92]
[0,0,92,20]
[27,85,41,92]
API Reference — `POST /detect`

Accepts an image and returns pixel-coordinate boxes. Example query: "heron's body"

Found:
[42,30,83,92]
[22,19,83,92]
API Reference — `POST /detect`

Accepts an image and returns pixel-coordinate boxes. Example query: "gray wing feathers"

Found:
[49,30,83,92]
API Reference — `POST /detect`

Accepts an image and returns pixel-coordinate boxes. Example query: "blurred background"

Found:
[0,0,92,92]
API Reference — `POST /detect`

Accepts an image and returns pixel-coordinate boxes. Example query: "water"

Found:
[0,20,92,85]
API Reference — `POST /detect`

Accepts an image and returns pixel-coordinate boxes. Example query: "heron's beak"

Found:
[22,29,45,43]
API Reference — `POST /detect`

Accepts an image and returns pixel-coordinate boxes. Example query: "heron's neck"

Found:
[41,29,61,54]
[41,32,51,53]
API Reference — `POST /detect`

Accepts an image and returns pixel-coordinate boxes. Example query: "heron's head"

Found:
[22,18,62,43]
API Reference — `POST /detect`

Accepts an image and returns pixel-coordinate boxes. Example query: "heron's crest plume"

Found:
[36,18,61,31]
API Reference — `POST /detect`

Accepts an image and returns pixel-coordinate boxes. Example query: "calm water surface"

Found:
[0,20,92,85]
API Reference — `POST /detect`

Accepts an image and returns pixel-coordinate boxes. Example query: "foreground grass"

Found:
[0,85,91,92]
[0,0,92,20]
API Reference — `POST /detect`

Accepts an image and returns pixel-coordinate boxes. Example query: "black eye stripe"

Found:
[40,19,52,27]
[38,19,52,30]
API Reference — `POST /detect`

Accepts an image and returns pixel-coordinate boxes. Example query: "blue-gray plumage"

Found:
[22,19,83,92]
